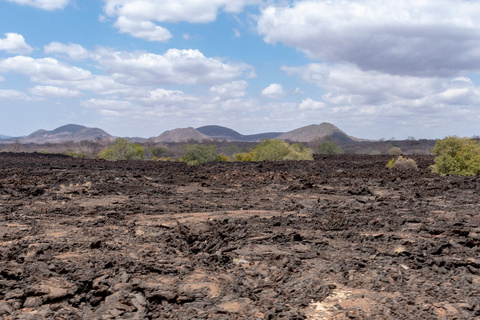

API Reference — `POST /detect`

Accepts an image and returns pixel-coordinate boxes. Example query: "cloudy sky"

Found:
[1,0,480,139]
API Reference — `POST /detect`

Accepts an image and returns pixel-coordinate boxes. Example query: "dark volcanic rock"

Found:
[0,153,479,319]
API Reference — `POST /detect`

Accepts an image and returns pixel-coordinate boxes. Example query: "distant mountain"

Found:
[17,124,113,144]
[0,134,12,139]
[197,125,283,142]
[277,123,358,142]
[155,127,212,143]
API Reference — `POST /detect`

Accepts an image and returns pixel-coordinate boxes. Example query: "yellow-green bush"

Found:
[318,140,342,155]
[98,138,144,161]
[234,152,253,162]
[431,136,480,176]
[386,158,396,169]
[234,139,313,162]
[181,144,218,166]
[216,154,230,162]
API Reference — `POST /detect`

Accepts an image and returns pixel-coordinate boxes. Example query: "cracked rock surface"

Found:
[0,153,479,319]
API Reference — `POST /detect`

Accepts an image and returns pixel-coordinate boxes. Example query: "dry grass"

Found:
[393,156,418,171]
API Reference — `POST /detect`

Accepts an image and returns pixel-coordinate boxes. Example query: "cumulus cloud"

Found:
[6,0,69,10]
[210,80,248,101]
[104,0,259,23]
[0,33,33,55]
[261,83,286,99]
[285,63,480,122]
[0,56,91,82]
[0,89,28,100]
[258,0,480,77]
[114,16,172,42]
[30,85,82,97]
[0,56,127,95]
[103,0,258,40]
[44,42,89,60]
[96,48,255,86]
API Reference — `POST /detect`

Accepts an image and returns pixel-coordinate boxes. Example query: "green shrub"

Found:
[248,139,313,161]
[234,152,253,162]
[318,140,342,155]
[386,158,396,169]
[182,144,218,166]
[98,138,144,161]
[216,154,230,162]
[145,146,167,159]
[431,136,480,176]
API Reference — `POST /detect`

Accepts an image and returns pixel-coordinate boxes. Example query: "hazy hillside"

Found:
[155,127,212,143]
[5,124,113,144]
[196,125,244,140]
[278,123,358,142]
[197,125,283,142]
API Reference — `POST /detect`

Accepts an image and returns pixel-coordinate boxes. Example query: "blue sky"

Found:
[1,0,480,139]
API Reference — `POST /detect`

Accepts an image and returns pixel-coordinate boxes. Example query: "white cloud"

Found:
[210,80,248,101]
[6,0,69,10]
[0,56,91,82]
[104,0,259,23]
[44,42,89,60]
[0,89,28,100]
[261,83,286,99]
[97,48,255,86]
[114,16,172,42]
[30,85,82,97]
[103,0,259,40]
[285,63,480,123]
[82,98,134,111]
[258,0,480,77]
[0,56,128,95]
[0,33,33,55]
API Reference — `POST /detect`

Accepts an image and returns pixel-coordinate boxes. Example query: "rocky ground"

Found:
[0,152,479,319]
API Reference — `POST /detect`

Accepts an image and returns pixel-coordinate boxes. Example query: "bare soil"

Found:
[0,153,479,319]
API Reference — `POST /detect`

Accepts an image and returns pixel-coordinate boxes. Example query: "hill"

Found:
[155,127,212,143]
[14,124,113,144]
[0,134,12,139]
[277,123,358,143]
[197,125,283,142]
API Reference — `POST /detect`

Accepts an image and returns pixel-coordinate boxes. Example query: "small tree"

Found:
[182,144,218,166]
[318,139,342,155]
[431,136,480,176]
[249,139,313,161]
[98,138,144,161]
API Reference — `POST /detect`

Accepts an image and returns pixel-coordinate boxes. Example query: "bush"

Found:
[391,156,418,171]
[216,154,230,162]
[431,136,480,176]
[318,140,342,155]
[182,144,218,166]
[249,139,313,161]
[388,147,402,155]
[144,146,167,159]
[98,138,144,161]
[386,158,396,169]
[234,152,253,162]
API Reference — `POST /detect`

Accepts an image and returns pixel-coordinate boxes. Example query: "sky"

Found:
[1,0,480,139]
